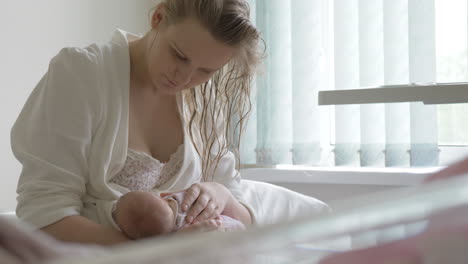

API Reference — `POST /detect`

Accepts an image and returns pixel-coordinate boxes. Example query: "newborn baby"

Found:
[113,191,245,239]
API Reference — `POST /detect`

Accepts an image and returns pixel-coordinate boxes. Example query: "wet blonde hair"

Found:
[156,0,263,181]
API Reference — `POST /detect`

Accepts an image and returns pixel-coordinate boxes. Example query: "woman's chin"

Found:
[162,84,189,95]
[162,86,182,95]
[151,81,180,95]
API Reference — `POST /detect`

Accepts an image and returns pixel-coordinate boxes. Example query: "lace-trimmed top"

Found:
[110,144,184,192]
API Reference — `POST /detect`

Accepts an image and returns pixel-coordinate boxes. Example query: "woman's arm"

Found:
[12,48,105,240]
[223,195,253,225]
[41,215,129,246]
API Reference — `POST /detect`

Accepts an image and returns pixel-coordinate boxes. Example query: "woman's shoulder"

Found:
[50,45,101,72]
[51,29,130,69]
[44,45,104,99]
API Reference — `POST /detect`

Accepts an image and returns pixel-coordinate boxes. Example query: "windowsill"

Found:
[241,166,440,187]
[318,82,468,105]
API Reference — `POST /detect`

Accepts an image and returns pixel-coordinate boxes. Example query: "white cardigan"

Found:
[11,29,253,229]
[12,30,330,230]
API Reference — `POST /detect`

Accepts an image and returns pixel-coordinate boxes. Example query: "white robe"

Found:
[11,29,329,230]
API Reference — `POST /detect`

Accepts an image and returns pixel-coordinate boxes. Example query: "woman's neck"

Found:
[129,35,151,92]
[129,33,178,104]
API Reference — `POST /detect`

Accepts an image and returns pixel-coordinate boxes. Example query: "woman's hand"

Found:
[184,182,234,224]
[178,219,224,233]
[163,182,234,224]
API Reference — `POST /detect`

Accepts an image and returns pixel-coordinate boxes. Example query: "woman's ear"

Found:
[151,4,166,29]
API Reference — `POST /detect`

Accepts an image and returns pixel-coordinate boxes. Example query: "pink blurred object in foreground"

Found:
[320,156,468,264]
[0,217,106,264]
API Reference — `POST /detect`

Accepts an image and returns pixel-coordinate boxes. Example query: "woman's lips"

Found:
[165,76,178,88]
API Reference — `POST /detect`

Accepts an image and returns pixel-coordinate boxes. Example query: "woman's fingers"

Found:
[181,184,201,212]
[179,182,231,224]
[185,193,210,224]
[178,219,222,233]
[193,200,219,223]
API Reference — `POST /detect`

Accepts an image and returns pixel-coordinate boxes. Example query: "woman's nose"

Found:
[174,64,194,86]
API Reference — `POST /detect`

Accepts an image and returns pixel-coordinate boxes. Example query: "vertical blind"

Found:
[242,0,468,167]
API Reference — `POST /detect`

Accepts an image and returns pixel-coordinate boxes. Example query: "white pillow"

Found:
[240,179,331,225]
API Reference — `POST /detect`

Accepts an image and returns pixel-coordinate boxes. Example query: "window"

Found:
[436,0,468,146]
[242,0,468,167]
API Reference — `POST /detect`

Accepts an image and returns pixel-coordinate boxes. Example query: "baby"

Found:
[113,191,245,239]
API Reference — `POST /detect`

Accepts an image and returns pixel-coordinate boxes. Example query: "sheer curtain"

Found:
[241,0,468,167]
[243,0,330,166]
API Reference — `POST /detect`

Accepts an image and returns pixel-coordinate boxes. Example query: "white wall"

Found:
[1,0,155,212]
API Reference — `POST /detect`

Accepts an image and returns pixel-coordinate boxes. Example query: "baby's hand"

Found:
[178,219,224,233]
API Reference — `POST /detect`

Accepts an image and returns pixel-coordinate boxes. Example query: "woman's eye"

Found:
[173,50,186,61]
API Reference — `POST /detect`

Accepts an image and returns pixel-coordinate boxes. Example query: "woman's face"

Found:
[146,12,235,95]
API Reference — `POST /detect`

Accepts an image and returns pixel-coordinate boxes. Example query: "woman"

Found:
[11,0,329,245]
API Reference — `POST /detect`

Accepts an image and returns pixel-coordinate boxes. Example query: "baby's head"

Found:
[116,191,177,239]
[139,193,177,236]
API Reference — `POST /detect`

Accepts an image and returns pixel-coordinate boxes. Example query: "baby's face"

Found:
[143,195,179,234]
[159,197,178,230]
